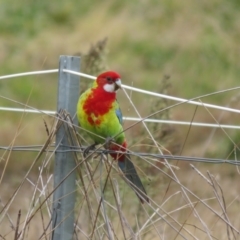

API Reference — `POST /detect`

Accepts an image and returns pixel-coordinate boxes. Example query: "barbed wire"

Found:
[0,144,239,165]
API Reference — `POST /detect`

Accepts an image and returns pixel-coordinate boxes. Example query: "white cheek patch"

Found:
[103,83,115,92]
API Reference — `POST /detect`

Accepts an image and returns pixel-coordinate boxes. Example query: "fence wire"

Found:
[0,144,239,166]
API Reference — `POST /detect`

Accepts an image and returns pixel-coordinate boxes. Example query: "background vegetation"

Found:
[1,0,240,239]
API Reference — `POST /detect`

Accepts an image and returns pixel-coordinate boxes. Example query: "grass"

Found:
[1,112,239,239]
[1,0,240,239]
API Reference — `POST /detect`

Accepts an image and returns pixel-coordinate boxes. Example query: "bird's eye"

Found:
[106,77,113,83]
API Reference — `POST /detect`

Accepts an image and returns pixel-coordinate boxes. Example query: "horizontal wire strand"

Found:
[0,145,239,165]
[63,69,240,114]
[0,106,239,129]
[0,69,58,80]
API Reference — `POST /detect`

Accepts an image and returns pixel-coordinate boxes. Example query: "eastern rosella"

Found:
[77,71,149,203]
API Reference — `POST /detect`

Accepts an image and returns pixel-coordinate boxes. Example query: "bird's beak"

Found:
[115,78,122,91]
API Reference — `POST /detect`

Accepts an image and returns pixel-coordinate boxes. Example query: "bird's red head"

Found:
[96,71,122,92]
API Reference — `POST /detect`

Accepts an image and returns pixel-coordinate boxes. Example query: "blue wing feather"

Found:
[115,108,123,125]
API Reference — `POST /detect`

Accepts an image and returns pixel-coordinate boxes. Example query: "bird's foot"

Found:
[83,143,97,157]
[102,149,109,155]
[101,137,113,155]
[104,137,113,149]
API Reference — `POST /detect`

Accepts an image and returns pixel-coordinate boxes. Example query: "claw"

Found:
[83,143,97,157]
[104,137,113,149]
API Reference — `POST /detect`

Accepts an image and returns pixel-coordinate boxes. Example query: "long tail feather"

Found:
[118,156,149,203]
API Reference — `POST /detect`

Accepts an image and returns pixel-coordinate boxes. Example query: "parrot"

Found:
[77,71,149,203]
